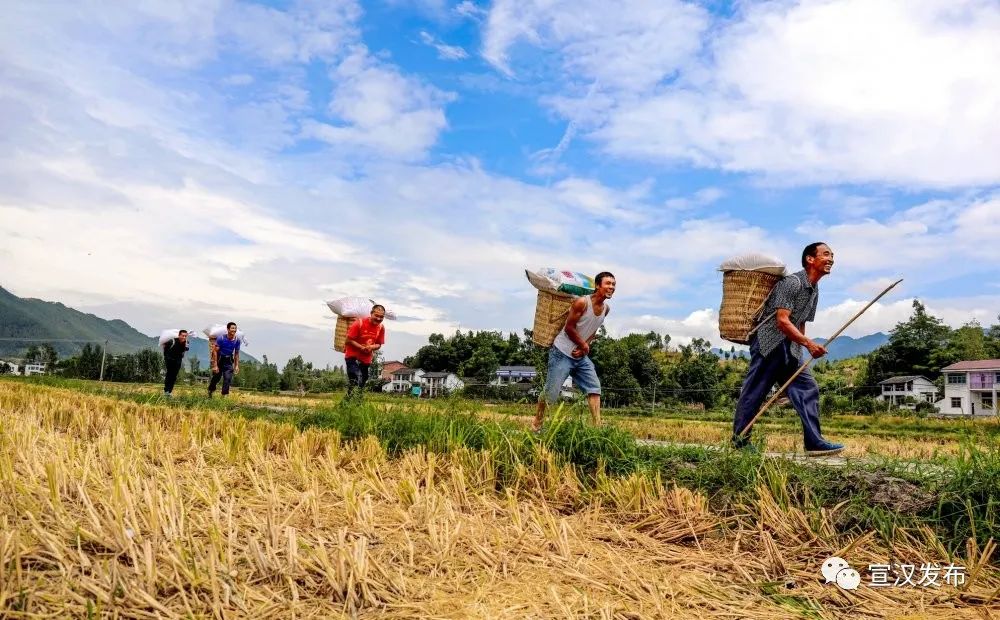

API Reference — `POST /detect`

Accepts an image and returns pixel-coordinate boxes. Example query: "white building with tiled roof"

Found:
[877,375,937,407]
[937,359,1000,417]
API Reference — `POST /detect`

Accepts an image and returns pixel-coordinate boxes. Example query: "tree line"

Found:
[861,300,1000,389]
[10,300,997,411]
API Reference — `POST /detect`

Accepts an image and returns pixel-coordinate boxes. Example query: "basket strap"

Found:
[744,277,777,338]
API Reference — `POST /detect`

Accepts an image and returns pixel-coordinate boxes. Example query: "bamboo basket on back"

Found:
[531,290,574,347]
[333,316,355,353]
[719,270,782,344]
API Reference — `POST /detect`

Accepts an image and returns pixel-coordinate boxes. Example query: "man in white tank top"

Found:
[532,272,615,432]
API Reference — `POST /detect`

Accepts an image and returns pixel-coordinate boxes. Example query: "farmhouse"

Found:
[877,375,937,408]
[936,359,1000,417]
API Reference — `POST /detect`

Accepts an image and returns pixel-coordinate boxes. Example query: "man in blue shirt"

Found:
[732,243,844,456]
[209,322,240,398]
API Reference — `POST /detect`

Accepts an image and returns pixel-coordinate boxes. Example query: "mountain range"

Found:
[0,286,253,364]
[713,332,889,362]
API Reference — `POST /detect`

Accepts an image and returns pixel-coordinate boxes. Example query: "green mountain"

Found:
[0,286,251,364]
[712,333,889,362]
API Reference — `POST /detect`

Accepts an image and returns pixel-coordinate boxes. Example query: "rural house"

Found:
[937,359,1000,417]
[383,367,424,393]
[380,360,406,382]
[420,372,464,397]
[877,375,937,407]
[491,365,537,385]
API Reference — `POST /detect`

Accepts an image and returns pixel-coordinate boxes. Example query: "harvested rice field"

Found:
[2,379,999,618]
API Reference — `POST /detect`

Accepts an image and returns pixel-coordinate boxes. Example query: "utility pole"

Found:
[99,339,108,381]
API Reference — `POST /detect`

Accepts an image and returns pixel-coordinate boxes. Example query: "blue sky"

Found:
[1,0,998,366]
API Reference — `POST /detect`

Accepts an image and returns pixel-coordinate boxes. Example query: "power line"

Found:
[0,337,139,347]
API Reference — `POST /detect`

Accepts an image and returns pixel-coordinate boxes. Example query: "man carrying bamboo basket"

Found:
[532,272,615,433]
[344,304,386,401]
[732,243,845,456]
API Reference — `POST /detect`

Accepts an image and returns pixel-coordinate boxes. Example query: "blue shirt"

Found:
[215,335,241,357]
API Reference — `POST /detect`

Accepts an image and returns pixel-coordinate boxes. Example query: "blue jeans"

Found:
[733,337,824,449]
[541,347,601,404]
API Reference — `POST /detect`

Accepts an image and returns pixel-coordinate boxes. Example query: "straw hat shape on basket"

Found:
[718,254,787,345]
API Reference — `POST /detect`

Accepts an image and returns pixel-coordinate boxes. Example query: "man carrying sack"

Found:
[162,329,189,397]
[732,243,844,456]
[532,272,615,433]
[209,322,241,398]
[344,304,386,401]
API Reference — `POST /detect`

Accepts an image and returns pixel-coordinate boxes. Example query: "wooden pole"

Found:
[99,339,108,382]
[737,278,903,438]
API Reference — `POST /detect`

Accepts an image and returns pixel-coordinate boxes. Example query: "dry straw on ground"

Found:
[1,382,998,618]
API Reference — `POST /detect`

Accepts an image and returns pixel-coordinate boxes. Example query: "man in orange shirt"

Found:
[344,304,386,400]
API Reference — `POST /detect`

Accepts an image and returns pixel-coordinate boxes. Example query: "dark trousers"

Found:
[733,337,824,449]
[209,357,234,396]
[346,358,370,398]
[164,357,182,394]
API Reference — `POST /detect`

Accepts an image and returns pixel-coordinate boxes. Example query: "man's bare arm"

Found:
[563,297,590,349]
[776,309,826,358]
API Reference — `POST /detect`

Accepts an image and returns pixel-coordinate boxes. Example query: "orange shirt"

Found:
[344,317,384,364]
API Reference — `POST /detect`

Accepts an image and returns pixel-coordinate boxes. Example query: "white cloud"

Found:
[419,31,469,60]
[482,0,1000,187]
[221,73,255,86]
[482,0,708,88]
[796,194,1000,278]
[303,46,454,159]
[664,187,725,211]
[220,0,362,64]
[455,1,486,20]
[811,296,1000,340]
[630,216,786,265]
[621,309,720,348]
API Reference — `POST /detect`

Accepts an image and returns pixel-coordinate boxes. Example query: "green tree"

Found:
[40,343,58,369]
[861,300,952,390]
[460,347,500,383]
[590,333,663,407]
[280,355,311,391]
[135,349,163,382]
[61,343,103,380]
[987,315,1000,358]
[668,338,721,408]
[24,344,40,363]
[367,350,385,391]
[944,319,987,361]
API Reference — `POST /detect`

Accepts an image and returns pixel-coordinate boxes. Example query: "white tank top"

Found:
[553,295,608,357]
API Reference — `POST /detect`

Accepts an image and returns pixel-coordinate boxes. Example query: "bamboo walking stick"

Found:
[737,278,903,438]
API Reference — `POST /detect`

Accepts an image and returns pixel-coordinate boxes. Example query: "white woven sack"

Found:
[203,324,248,346]
[325,297,397,319]
[158,329,182,346]
[718,253,787,276]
